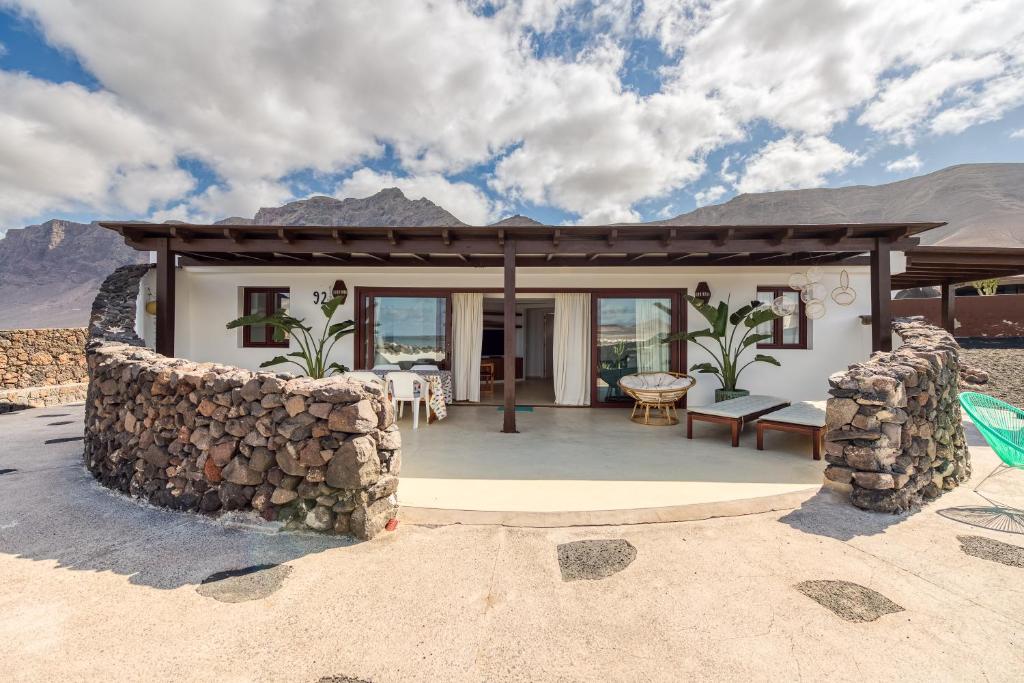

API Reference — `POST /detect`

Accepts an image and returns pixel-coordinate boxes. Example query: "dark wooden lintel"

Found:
[714,227,736,247]
[770,228,794,246]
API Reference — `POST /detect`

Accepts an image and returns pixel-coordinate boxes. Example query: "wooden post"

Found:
[941,283,956,334]
[155,238,176,356]
[502,239,518,433]
[870,238,892,352]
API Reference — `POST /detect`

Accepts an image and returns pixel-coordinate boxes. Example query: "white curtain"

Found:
[452,293,483,402]
[553,293,591,406]
[635,299,669,372]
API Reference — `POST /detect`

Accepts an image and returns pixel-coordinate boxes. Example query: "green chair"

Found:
[958,391,1024,489]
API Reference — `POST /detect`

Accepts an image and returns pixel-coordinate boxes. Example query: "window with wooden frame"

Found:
[241,287,290,348]
[755,286,809,349]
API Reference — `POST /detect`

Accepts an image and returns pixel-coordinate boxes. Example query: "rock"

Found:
[304,506,335,531]
[222,457,264,486]
[275,447,308,477]
[270,487,298,505]
[284,394,306,417]
[824,465,854,484]
[278,413,316,441]
[327,400,378,433]
[351,497,396,540]
[325,435,381,488]
[308,402,333,419]
[852,472,895,490]
[248,447,275,472]
[251,484,274,511]
[189,427,213,450]
[296,439,327,466]
[203,458,222,482]
[208,440,237,467]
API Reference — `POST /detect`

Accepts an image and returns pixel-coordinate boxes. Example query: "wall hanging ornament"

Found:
[831,269,857,306]
[771,295,797,317]
[805,300,827,320]
[788,272,808,291]
[800,282,827,304]
[805,266,823,284]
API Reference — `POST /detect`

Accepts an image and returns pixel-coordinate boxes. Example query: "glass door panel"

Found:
[594,296,673,404]
[370,296,448,369]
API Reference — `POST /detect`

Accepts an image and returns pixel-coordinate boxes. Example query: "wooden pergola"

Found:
[101,220,942,434]
[892,246,1024,335]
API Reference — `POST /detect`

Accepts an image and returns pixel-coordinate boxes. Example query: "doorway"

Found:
[479,296,556,406]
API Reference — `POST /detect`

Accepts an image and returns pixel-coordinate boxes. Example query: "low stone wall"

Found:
[86,344,400,538]
[1,327,88,389]
[0,383,88,413]
[824,319,970,512]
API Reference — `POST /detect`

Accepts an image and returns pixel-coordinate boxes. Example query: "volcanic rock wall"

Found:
[824,319,970,512]
[0,327,88,412]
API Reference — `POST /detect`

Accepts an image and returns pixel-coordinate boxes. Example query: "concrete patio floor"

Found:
[399,405,824,517]
[2,405,1024,681]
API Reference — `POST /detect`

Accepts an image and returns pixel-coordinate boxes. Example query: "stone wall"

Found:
[85,344,400,538]
[824,318,970,512]
[1,327,88,389]
[0,327,88,412]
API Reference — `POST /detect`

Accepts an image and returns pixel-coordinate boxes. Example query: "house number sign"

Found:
[312,290,330,304]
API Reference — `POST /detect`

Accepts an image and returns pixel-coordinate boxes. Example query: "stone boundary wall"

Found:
[86,344,400,538]
[824,318,969,512]
[1,327,88,389]
[84,265,400,539]
[0,383,88,413]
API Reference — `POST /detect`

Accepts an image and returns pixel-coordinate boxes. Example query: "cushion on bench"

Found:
[619,373,692,390]
[687,395,789,419]
[757,400,827,428]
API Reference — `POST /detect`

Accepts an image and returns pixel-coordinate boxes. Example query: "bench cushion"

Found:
[620,373,692,391]
[757,400,827,428]
[688,395,789,419]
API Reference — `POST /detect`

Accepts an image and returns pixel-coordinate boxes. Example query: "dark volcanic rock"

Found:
[556,539,637,581]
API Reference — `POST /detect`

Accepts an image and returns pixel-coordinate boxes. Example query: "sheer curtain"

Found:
[452,293,483,402]
[635,299,669,372]
[553,293,591,406]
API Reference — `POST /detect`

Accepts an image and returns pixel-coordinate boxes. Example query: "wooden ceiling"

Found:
[891,246,1024,289]
[99,221,943,268]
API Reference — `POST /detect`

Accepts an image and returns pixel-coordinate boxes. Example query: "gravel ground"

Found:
[959,346,1024,407]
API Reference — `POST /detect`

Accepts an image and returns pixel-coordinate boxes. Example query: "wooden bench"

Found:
[755,401,827,460]
[686,395,790,447]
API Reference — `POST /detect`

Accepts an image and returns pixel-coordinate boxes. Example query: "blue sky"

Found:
[1,0,1023,230]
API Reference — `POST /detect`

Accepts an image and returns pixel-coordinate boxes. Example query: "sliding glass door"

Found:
[359,292,451,370]
[593,293,680,405]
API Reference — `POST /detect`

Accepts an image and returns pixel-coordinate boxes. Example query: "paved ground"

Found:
[2,404,1024,682]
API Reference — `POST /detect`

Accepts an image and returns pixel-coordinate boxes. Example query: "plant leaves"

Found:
[713,300,729,337]
[326,362,350,376]
[258,355,292,368]
[320,295,346,320]
[328,320,356,339]
[753,353,781,366]
[744,306,779,329]
[729,301,760,326]
[689,362,721,375]
[738,332,773,349]
[226,313,273,329]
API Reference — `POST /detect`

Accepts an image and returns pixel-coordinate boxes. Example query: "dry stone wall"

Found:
[824,318,970,512]
[84,264,400,539]
[86,344,400,538]
[1,327,88,412]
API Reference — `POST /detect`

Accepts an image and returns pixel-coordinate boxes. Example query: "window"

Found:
[242,287,290,348]
[755,286,809,349]
[360,293,450,369]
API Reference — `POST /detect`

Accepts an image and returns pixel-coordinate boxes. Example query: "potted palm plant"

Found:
[663,295,782,402]
[226,294,355,378]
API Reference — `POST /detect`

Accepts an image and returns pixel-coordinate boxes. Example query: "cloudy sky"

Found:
[1,0,1023,230]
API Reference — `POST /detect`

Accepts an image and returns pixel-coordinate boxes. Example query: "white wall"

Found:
[166,265,872,405]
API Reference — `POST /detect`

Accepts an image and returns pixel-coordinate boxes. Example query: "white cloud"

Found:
[885,154,923,174]
[1011,128,1024,138]
[1,0,1023,226]
[694,185,727,207]
[0,41,7,56]
[336,169,505,225]
[736,136,863,194]
[0,71,193,227]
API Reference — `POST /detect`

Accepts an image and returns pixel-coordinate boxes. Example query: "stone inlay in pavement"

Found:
[35,413,69,418]
[196,564,293,603]
[0,468,16,476]
[44,436,83,444]
[557,539,637,582]
[958,535,1024,568]
[795,580,904,622]
[47,420,75,426]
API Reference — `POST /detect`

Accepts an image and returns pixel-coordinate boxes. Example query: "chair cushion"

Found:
[758,400,827,427]
[620,373,691,391]
[688,395,789,419]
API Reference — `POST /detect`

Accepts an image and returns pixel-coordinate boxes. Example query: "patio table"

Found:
[371,368,453,404]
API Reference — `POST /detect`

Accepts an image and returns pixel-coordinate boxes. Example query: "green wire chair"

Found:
[958,391,1024,489]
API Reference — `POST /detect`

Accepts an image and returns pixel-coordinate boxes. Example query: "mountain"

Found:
[656,163,1024,247]
[2,165,1023,329]
[0,219,147,328]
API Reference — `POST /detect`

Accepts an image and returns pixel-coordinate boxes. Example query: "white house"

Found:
[101,221,939,433]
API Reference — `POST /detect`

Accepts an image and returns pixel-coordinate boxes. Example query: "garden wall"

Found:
[823,319,970,512]
[0,327,88,412]
[892,293,1024,337]
[85,265,400,539]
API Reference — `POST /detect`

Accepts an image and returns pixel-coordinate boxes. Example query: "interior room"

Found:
[478,295,556,406]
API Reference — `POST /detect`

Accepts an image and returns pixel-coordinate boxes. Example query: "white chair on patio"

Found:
[372,363,401,371]
[386,371,430,429]
[344,371,386,393]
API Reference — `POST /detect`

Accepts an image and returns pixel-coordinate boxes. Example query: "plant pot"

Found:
[715,388,750,402]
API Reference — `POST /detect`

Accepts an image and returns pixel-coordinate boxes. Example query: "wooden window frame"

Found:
[355,289,453,371]
[242,287,290,348]
[755,285,809,350]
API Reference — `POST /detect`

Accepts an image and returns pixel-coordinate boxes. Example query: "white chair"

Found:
[411,364,440,371]
[372,363,401,371]
[344,371,387,393]
[385,371,430,429]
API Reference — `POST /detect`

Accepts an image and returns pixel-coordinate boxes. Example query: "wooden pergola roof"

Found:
[98,221,942,268]
[891,246,1024,289]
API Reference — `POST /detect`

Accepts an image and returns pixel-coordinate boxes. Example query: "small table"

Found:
[371,368,453,403]
[687,395,790,447]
